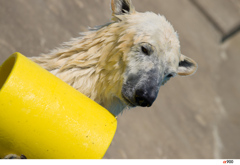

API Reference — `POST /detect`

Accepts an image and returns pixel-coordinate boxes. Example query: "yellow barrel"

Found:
[0,52,117,159]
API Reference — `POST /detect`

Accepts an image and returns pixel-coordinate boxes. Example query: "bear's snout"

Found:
[134,87,158,107]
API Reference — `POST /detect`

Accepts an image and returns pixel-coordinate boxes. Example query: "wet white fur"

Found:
[31,0,197,116]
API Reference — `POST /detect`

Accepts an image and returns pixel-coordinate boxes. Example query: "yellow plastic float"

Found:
[0,52,117,159]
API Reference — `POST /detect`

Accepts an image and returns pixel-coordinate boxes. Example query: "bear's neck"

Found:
[31,22,134,115]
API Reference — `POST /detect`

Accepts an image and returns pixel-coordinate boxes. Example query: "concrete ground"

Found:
[0,0,240,159]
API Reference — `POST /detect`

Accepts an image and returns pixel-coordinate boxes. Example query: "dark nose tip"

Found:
[135,89,156,107]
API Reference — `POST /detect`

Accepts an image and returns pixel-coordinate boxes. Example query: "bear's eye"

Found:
[141,46,150,56]
[166,74,173,78]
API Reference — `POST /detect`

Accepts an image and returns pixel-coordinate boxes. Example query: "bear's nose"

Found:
[135,89,157,107]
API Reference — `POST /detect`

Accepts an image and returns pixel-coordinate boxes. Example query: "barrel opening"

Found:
[0,55,17,91]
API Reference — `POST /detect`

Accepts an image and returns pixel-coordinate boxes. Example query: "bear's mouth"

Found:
[121,94,136,107]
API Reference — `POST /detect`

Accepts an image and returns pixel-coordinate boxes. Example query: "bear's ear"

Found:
[111,0,135,15]
[177,54,198,76]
